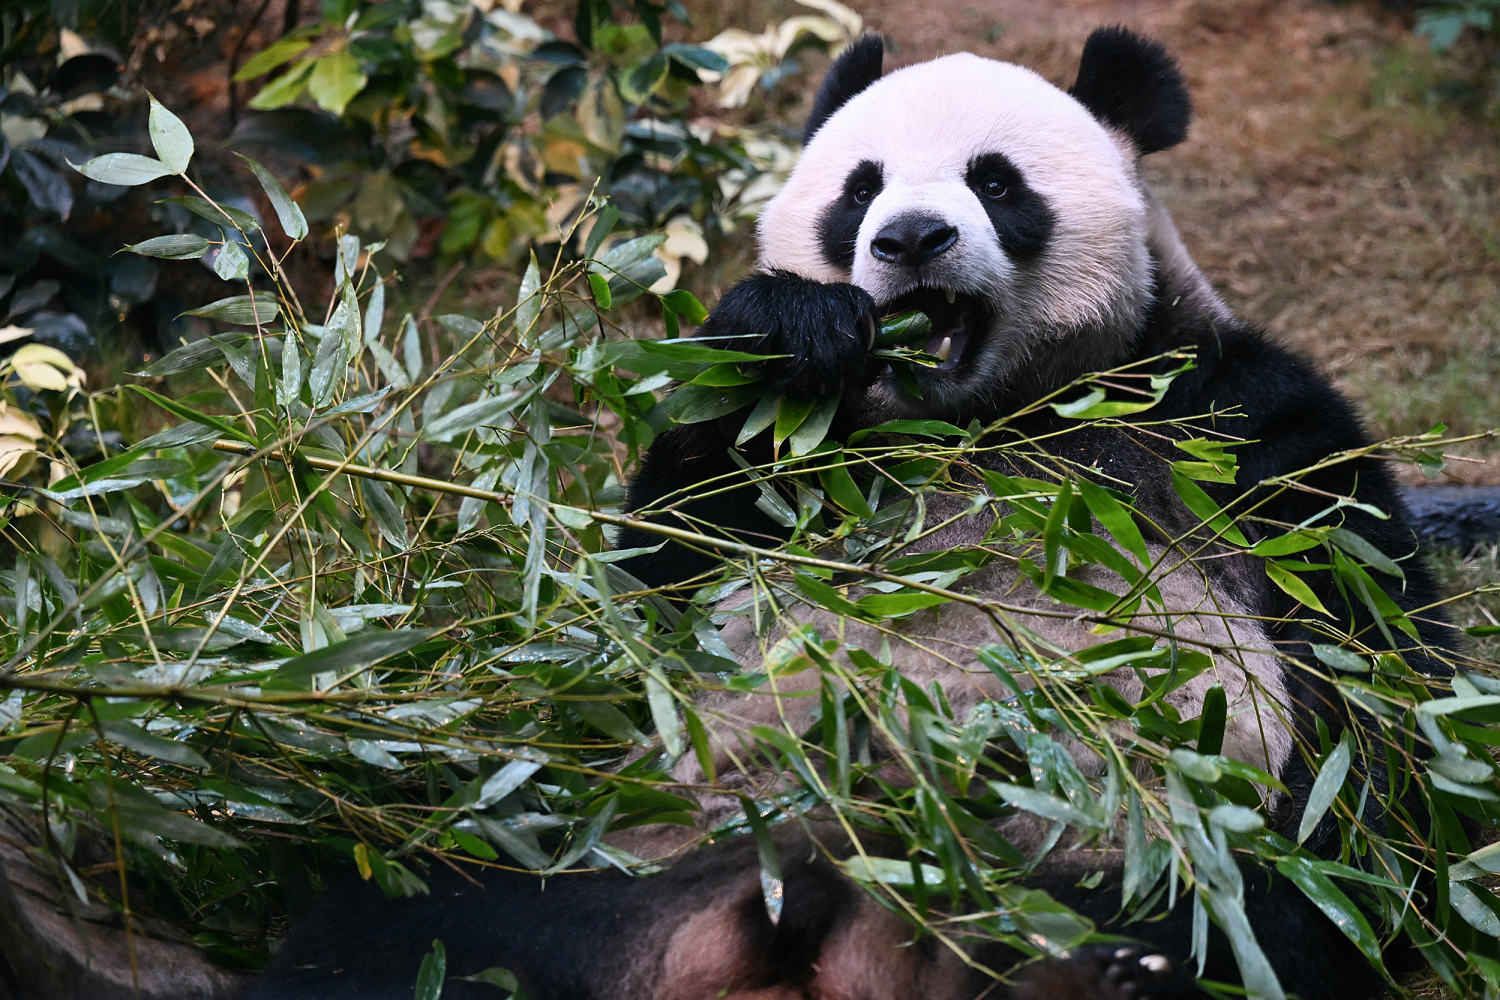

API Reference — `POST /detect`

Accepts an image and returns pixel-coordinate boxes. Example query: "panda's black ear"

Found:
[803,34,884,143]
[1068,26,1191,154]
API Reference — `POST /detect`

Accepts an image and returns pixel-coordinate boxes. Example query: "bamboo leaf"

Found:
[1265,560,1333,617]
[72,153,173,186]
[186,293,280,326]
[147,96,193,174]
[239,155,309,240]
[213,237,249,281]
[1298,731,1351,844]
[271,629,434,686]
[125,234,211,260]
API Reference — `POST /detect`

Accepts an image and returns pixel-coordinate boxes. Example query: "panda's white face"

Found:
[757,53,1154,420]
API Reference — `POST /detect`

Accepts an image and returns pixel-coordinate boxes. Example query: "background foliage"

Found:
[2,2,1500,999]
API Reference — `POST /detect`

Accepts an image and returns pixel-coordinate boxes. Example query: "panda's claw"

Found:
[1009,943,1205,1000]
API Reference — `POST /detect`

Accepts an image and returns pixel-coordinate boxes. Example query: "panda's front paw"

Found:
[1010,944,1204,1000]
[701,271,878,401]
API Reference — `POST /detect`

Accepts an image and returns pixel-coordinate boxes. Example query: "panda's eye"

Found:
[980,176,1009,200]
[851,182,875,206]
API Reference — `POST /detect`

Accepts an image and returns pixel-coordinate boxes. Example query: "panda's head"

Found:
[756,28,1192,420]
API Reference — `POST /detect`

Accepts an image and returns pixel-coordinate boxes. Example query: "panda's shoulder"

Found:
[1143,307,1366,436]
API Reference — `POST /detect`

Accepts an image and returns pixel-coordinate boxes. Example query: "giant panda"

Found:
[249,27,1455,1000]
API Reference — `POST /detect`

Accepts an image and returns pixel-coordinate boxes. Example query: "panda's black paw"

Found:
[1010,944,1204,1000]
[700,271,878,401]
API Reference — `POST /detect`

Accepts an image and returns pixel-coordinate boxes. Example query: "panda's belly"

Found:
[612,507,1289,862]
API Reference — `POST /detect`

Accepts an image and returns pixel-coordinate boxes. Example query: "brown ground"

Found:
[724,0,1500,483]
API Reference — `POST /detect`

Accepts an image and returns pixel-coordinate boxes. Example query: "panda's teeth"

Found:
[944,287,957,305]
[933,336,953,363]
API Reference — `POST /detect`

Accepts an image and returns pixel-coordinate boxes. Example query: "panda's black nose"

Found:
[870,213,958,267]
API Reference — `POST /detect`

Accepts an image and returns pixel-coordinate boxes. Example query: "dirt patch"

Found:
[849,0,1500,483]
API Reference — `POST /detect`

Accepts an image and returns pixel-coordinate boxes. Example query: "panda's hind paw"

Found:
[1010,944,1204,1000]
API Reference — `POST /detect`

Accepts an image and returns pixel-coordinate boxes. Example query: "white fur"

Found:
[757,53,1153,420]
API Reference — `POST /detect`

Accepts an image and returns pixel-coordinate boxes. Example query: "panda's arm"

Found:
[616,271,879,591]
[1166,324,1452,659]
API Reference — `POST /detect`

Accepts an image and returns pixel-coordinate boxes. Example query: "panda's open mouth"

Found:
[881,287,988,372]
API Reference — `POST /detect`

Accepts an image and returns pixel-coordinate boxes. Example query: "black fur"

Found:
[964,152,1055,262]
[616,271,877,592]
[1069,26,1191,154]
[804,34,885,143]
[817,159,883,270]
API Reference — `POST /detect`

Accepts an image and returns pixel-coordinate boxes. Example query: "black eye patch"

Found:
[965,152,1054,262]
[817,159,883,271]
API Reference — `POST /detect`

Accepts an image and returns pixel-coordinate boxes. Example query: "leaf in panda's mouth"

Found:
[880,287,986,372]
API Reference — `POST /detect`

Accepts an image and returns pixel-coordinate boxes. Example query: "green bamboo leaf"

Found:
[86,782,242,849]
[472,760,543,809]
[773,396,814,446]
[1248,529,1324,557]
[1326,527,1403,579]
[100,719,209,770]
[660,383,757,424]
[736,393,779,445]
[415,941,446,1000]
[1276,856,1386,966]
[787,397,838,456]
[185,293,280,325]
[1207,804,1264,832]
[1265,560,1332,617]
[72,152,173,186]
[988,781,1102,828]
[853,590,950,619]
[661,288,708,324]
[278,336,303,407]
[308,325,347,407]
[123,385,251,442]
[1170,468,1249,545]
[517,252,541,336]
[271,629,434,685]
[818,461,873,518]
[1450,882,1500,937]
[162,196,261,233]
[584,204,619,260]
[327,282,362,353]
[1312,644,1368,673]
[793,573,862,619]
[239,155,309,240]
[1074,478,1149,564]
[124,234,211,260]
[307,49,368,115]
[1297,731,1351,843]
[213,237,249,281]
[147,96,193,174]
[1197,684,1227,755]
[587,271,612,310]
[644,672,681,759]
[1041,479,1072,590]
[363,480,409,550]
[423,395,519,442]
[874,310,931,349]
[1203,892,1285,1000]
